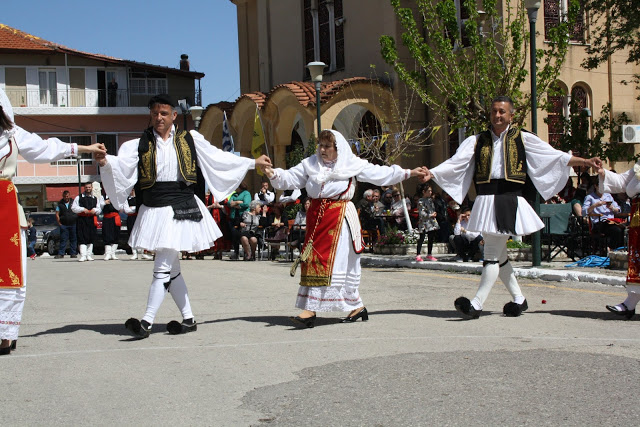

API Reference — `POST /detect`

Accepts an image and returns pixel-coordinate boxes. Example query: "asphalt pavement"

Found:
[2,252,637,426]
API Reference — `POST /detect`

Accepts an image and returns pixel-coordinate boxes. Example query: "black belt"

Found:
[476,179,524,196]
[142,181,202,222]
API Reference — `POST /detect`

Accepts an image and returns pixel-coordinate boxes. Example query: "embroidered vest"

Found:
[137,127,199,189]
[136,126,205,205]
[474,127,528,184]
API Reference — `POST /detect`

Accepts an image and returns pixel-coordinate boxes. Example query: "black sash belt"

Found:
[476,179,524,235]
[142,181,203,222]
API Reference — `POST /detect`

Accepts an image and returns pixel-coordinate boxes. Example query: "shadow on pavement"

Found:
[22,323,131,338]
[204,315,343,329]
[535,309,638,320]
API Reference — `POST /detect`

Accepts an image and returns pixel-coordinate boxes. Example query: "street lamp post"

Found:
[189,106,204,131]
[306,61,326,137]
[526,0,542,267]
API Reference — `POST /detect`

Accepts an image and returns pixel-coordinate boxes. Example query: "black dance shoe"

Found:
[606,303,636,319]
[503,299,528,317]
[454,296,482,319]
[0,347,10,356]
[167,318,198,335]
[341,307,369,323]
[290,315,316,328]
[125,318,151,339]
[11,340,17,350]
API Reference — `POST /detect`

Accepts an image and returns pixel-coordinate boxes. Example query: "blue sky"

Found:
[3,0,241,106]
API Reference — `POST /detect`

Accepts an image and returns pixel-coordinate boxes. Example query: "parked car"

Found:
[29,212,59,253]
[41,212,131,256]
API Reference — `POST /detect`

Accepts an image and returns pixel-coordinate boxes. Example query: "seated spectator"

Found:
[239,200,269,261]
[254,181,275,205]
[583,188,625,250]
[356,189,373,211]
[570,187,587,218]
[433,190,452,244]
[371,189,385,215]
[265,202,289,260]
[381,190,394,211]
[391,189,410,231]
[557,177,576,203]
[290,198,310,249]
[451,206,483,262]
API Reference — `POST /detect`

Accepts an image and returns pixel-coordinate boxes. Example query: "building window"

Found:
[304,0,344,73]
[547,93,567,147]
[544,0,585,43]
[50,135,93,165]
[570,85,588,112]
[39,70,58,106]
[445,0,472,48]
[129,69,168,95]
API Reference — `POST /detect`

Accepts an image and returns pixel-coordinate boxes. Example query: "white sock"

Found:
[142,271,170,324]
[168,273,193,320]
[472,262,500,310]
[498,260,525,304]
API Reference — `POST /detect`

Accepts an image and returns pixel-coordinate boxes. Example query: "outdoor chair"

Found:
[539,203,576,261]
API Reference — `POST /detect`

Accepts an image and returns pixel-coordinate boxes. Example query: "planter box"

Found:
[507,247,531,261]
[373,244,409,255]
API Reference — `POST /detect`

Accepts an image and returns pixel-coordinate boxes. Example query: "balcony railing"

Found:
[4,88,158,108]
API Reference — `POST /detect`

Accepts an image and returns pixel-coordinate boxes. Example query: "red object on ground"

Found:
[541,299,547,304]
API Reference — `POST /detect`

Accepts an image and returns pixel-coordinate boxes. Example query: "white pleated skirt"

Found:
[129,196,221,252]
[468,195,544,236]
[0,230,27,341]
[296,219,364,312]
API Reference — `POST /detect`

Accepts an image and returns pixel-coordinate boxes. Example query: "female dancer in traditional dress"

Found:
[0,89,105,354]
[600,161,640,318]
[264,130,428,328]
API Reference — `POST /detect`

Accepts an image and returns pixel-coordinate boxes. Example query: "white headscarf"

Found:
[304,130,369,184]
[0,87,16,159]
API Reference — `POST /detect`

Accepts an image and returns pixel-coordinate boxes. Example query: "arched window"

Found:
[304,0,344,74]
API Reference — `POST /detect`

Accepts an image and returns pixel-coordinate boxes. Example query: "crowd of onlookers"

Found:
[546,172,631,253]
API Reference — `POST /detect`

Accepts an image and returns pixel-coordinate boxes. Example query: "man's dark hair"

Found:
[148,94,175,109]
[0,106,13,131]
[62,190,70,196]
[491,96,515,113]
[460,205,472,213]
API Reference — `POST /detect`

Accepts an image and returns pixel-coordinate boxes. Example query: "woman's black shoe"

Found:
[341,307,369,323]
[606,303,635,319]
[290,315,316,328]
[11,340,16,350]
[0,345,10,355]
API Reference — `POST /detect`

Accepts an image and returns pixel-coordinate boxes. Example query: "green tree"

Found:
[551,101,636,165]
[582,0,640,87]
[380,0,578,134]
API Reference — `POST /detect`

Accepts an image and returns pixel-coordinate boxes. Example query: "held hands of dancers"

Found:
[262,164,275,179]
[255,155,272,170]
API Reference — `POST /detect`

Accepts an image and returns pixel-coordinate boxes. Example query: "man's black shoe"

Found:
[70,255,78,258]
[167,318,197,335]
[454,296,482,319]
[125,318,151,339]
[54,254,64,259]
[503,299,528,317]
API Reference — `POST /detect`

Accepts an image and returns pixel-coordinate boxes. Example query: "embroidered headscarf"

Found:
[304,130,368,184]
[0,88,16,159]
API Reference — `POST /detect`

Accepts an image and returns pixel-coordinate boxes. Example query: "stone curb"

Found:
[361,256,627,287]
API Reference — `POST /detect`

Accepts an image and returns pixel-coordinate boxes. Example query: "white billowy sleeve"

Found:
[356,163,409,186]
[522,132,572,201]
[99,139,139,210]
[430,135,476,205]
[123,203,136,215]
[192,131,255,202]
[71,196,84,214]
[14,126,77,163]
[600,168,638,197]
[269,162,309,191]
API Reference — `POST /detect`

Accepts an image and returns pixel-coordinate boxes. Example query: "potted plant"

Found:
[373,227,418,255]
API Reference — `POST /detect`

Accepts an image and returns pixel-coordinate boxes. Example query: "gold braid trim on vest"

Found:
[137,127,197,190]
[474,127,527,184]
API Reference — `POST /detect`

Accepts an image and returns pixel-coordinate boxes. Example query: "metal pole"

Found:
[315,82,322,136]
[528,7,541,267]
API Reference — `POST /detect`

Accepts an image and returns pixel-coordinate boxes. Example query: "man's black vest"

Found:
[78,194,98,211]
[474,127,527,184]
[57,199,77,226]
[135,126,205,207]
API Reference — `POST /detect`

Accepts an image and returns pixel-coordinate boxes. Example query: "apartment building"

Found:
[0,24,204,211]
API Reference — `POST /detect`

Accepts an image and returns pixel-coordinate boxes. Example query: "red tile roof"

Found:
[0,23,205,78]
